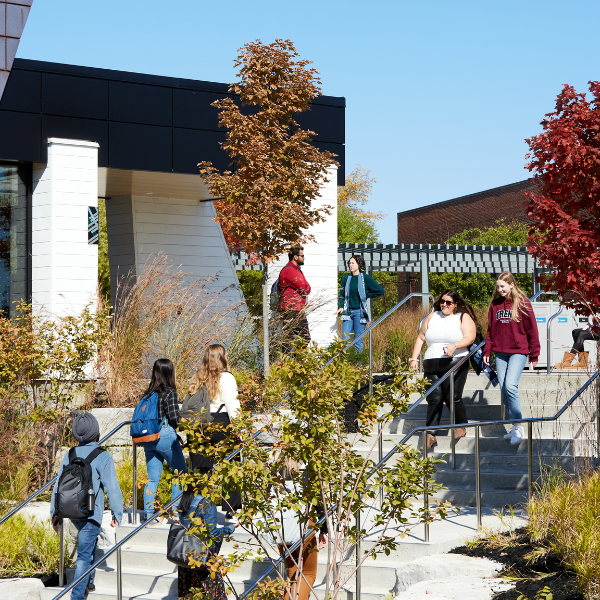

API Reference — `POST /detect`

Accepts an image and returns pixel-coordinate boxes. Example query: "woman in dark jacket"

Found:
[335,255,384,351]
[177,486,237,600]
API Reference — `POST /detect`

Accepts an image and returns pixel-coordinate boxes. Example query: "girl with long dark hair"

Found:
[409,290,478,449]
[141,358,187,521]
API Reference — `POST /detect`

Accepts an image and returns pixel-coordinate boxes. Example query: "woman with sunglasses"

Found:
[409,290,478,449]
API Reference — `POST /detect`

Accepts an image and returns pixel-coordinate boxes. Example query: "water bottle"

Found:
[88,489,95,512]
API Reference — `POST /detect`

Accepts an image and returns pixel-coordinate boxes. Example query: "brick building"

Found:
[397,179,536,244]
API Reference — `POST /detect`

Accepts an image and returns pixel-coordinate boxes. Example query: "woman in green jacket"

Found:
[335,255,384,351]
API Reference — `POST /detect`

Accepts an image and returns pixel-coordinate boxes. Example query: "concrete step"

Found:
[357,436,583,455]
[431,488,528,508]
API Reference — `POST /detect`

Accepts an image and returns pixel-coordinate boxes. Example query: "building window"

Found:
[0,163,30,317]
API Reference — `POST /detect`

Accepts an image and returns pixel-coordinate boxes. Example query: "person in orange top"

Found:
[278,246,311,348]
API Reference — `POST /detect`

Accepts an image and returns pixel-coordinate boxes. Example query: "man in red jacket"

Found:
[278,246,311,350]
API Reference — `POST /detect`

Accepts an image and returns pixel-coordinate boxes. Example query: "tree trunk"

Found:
[262,263,270,378]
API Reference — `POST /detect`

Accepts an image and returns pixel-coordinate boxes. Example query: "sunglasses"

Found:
[440,300,455,306]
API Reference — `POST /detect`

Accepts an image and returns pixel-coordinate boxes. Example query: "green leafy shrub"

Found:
[0,514,73,576]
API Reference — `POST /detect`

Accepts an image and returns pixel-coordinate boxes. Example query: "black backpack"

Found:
[54,447,105,519]
[180,386,213,423]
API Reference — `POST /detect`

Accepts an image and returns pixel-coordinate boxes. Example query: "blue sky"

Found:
[17,0,600,243]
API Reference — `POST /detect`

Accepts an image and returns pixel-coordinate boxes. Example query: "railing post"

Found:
[355,501,361,600]
[450,371,456,470]
[59,522,64,587]
[326,531,331,600]
[422,430,429,543]
[528,422,533,503]
[117,546,123,600]
[475,426,482,529]
[132,443,137,524]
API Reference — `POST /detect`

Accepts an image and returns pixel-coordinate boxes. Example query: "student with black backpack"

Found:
[51,413,123,600]
[131,358,188,522]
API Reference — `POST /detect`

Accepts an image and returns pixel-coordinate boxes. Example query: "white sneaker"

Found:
[504,426,517,440]
[510,425,524,445]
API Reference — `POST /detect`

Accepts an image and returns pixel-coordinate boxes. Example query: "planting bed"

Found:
[449,528,583,600]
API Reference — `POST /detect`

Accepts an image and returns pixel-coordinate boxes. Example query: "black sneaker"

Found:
[86,581,96,592]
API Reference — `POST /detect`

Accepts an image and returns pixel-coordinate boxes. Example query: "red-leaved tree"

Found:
[525,81,600,311]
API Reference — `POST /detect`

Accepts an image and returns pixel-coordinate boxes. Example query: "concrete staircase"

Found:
[355,371,596,507]
[40,371,595,600]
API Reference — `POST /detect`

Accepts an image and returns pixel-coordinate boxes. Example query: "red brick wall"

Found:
[397,180,537,244]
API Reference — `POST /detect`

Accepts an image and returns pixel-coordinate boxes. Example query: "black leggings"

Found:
[424,357,469,427]
[571,328,598,353]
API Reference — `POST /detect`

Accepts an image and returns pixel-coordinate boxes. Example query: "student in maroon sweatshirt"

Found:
[483,272,540,445]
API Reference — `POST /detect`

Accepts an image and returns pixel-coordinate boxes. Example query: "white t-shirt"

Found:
[210,371,240,418]
[424,312,468,360]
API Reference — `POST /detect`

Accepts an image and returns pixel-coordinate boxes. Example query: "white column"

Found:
[31,138,99,316]
[268,166,339,346]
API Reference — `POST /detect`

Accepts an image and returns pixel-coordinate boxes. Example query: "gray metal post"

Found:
[475,426,482,529]
[450,371,456,470]
[59,523,64,586]
[132,443,137,524]
[117,546,123,600]
[528,422,533,502]
[422,430,429,543]
[326,533,331,600]
[420,251,429,309]
[262,282,270,378]
[356,503,361,600]
[597,378,600,455]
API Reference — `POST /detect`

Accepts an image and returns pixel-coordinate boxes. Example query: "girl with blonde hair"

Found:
[187,344,241,519]
[483,272,540,445]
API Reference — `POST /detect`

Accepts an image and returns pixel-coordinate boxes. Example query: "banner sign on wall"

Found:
[88,206,99,245]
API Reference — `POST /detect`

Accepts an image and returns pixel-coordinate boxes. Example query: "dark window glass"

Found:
[0,163,29,317]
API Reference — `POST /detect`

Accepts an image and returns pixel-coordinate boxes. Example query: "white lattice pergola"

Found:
[232,243,547,294]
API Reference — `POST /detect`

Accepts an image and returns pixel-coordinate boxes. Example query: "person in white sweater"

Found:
[187,344,241,518]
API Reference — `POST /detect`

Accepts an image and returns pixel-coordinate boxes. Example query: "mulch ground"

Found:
[449,528,583,600]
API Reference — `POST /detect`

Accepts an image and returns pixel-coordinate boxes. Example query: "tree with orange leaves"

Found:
[198,39,338,374]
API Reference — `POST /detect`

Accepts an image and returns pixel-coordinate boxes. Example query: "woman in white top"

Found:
[187,344,241,517]
[409,290,478,449]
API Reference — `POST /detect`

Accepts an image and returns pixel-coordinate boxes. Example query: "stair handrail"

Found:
[240,368,599,600]
[51,289,574,598]
[51,358,599,600]
[0,419,132,527]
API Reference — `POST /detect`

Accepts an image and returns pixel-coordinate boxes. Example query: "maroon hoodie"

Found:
[483,297,540,360]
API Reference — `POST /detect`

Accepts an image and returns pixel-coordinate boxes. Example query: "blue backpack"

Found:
[130,392,165,445]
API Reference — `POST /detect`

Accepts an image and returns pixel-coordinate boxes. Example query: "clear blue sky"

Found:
[17,0,600,243]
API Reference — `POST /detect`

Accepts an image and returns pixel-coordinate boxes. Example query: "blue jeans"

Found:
[495,353,528,421]
[342,309,366,351]
[143,424,187,515]
[70,518,101,600]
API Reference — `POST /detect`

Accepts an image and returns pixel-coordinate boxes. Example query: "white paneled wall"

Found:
[267,166,339,346]
[131,195,243,305]
[31,138,99,317]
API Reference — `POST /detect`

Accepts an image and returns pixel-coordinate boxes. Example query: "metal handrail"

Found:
[51,289,567,598]
[325,292,434,369]
[0,419,133,528]
[547,305,564,375]
[530,290,558,302]
[240,368,599,599]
